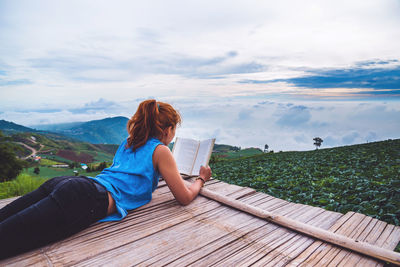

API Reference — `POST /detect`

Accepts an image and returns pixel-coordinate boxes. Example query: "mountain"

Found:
[0,120,38,134]
[33,116,129,145]
[31,121,85,132]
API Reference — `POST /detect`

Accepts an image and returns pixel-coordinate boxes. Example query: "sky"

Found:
[0,0,399,151]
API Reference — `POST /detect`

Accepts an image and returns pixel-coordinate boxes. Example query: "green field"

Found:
[39,158,65,166]
[210,139,400,226]
[85,150,115,162]
[214,147,264,160]
[0,174,47,199]
[23,166,103,179]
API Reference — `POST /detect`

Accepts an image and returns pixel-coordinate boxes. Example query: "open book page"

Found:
[192,138,216,175]
[172,137,199,175]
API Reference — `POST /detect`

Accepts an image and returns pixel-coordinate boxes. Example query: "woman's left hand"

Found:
[199,165,212,182]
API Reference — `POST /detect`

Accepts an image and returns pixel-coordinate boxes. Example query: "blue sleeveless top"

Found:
[89,137,162,222]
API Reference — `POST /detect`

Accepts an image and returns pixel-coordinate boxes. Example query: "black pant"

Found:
[0,176,108,259]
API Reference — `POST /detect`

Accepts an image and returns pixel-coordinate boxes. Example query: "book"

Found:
[172,137,216,176]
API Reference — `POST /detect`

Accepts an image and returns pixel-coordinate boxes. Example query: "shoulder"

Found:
[153,144,172,157]
[153,144,175,170]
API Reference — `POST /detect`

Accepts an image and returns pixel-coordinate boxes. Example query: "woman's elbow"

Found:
[177,195,193,206]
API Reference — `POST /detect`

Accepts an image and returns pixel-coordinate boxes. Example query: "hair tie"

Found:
[157,103,160,111]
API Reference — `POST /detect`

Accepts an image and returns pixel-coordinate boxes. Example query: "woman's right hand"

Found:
[199,165,212,182]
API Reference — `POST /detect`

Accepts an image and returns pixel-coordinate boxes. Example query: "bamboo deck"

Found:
[0,178,399,266]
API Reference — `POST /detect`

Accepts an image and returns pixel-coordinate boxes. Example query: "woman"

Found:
[0,99,212,259]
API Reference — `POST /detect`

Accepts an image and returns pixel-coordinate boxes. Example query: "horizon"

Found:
[1,116,397,152]
[1,1,399,151]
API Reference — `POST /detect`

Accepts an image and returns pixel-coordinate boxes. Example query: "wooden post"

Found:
[184,180,400,265]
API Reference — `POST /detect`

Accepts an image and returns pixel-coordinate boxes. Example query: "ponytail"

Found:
[126,99,181,151]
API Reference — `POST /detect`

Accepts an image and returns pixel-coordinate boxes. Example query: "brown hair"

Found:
[126,99,181,151]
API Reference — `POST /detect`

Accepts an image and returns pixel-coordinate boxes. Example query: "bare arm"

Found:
[153,145,211,205]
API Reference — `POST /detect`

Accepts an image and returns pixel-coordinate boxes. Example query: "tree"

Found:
[264,144,269,153]
[98,162,107,171]
[313,137,323,149]
[86,165,92,173]
[0,131,25,182]
[69,161,80,169]
[33,167,40,175]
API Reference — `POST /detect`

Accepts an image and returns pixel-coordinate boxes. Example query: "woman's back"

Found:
[90,137,162,221]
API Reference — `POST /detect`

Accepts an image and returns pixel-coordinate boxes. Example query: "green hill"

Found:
[210,139,400,226]
[0,119,38,134]
[8,132,118,164]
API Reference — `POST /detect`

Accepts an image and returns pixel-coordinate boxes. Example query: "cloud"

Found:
[342,131,360,144]
[1,0,400,151]
[240,62,400,92]
[237,109,253,121]
[322,136,338,147]
[20,108,63,113]
[0,78,31,86]
[68,98,121,114]
[355,59,399,67]
[288,66,400,90]
[27,49,266,82]
[366,131,378,142]
[2,96,399,152]
[276,105,311,127]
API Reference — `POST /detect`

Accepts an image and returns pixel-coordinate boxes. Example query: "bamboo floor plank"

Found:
[236,193,288,212]
[242,194,276,207]
[318,215,375,266]
[64,192,181,240]
[238,209,342,266]
[202,179,221,186]
[183,199,315,266]
[44,196,221,266]
[78,204,265,266]
[287,211,354,266]
[0,196,17,207]
[226,187,256,200]
[335,217,381,266]
[321,219,399,267]
[298,212,373,266]
[356,224,400,266]
[0,192,183,266]
[353,220,391,267]
[70,197,244,266]
[0,193,219,266]
[259,199,295,213]
[202,180,244,196]
[335,218,400,267]
[302,212,367,266]
[1,179,399,266]
[169,220,272,266]
[203,205,341,265]
[188,201,313,266]
[382,225,400,249]
[0,251,50,267]
[189,223,283,267]
[244,194,279,206]
[168,200,312,266]
[214,201,336,266]
[146,216,267,266]
[213,202,329,266]
[263,211,344,267]
[1,178,249,266]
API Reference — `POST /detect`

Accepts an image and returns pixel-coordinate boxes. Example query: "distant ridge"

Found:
[0,119,38,134]
[32,116,129,145]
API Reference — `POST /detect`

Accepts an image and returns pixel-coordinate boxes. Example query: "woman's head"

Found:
[126,99,181,150]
